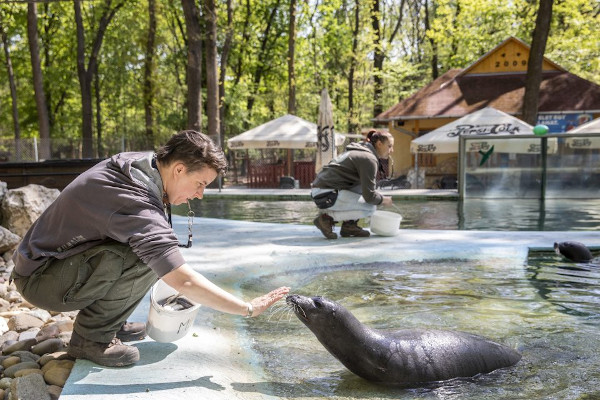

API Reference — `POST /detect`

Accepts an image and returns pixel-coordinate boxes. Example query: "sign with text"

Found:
[537,113,593,133]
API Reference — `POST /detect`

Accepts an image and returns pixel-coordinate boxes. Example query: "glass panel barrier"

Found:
[459,133,600,199]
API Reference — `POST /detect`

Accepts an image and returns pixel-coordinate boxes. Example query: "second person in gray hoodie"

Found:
[311,130,394,239]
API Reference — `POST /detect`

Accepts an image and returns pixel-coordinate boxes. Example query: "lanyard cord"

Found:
[167,200,194,248]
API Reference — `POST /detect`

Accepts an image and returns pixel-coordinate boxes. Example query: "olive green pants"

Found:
[13,241,158,343]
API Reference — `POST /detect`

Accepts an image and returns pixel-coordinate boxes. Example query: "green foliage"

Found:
[0,0,598,152]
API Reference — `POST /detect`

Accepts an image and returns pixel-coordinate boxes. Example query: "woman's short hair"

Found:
[156,130,228,174]
[366,129,392,145]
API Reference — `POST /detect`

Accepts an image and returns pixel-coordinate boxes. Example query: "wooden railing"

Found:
[293,161,315,188]
[247,163,286,188]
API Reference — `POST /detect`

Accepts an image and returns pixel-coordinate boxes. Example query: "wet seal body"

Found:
[286,294,521,385]
[554,241,594,263]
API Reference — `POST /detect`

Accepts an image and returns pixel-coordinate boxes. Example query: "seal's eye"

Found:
[313,298,323,308]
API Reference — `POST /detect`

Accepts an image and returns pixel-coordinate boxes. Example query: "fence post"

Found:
[33,137,39,162]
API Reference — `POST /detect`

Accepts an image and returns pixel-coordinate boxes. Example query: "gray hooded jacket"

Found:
[14,151,185,278]
[312,141,383,205]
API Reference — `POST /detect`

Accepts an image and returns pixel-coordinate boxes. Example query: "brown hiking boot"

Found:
[340,220,370,237]
[68,331,140,367]
[116,321,146,342]
[313,214,338,239]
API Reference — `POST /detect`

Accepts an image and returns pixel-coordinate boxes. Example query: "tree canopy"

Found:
[0,0,598,158]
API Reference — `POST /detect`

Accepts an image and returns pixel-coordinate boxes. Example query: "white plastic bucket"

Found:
[146,280,201,343]
[370,210,402,236]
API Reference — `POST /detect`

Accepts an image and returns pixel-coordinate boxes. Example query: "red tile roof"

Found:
[375,70,600,122]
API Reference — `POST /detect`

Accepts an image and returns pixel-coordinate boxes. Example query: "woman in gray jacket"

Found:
[311,130,394,239]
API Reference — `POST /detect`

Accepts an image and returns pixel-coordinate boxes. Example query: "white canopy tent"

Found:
[564,118,600,149]
[228,114,345,150]
[410,107,554,154]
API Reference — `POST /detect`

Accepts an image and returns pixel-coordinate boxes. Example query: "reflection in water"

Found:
[174,198,600,231]
[527,251,600,319]
[226,260,600,400]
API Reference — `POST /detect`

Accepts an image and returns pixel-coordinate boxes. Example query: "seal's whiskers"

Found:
[266,302,289,322]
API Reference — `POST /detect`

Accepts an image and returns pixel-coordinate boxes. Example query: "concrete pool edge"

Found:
[60,217,600,399]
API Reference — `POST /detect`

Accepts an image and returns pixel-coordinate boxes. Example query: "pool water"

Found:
[221,254,600,399]
[176,198,600,231]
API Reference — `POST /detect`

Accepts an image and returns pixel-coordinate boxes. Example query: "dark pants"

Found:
[13,241,158,343]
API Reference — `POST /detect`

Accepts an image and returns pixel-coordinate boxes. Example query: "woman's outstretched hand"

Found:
[249,286,291,317]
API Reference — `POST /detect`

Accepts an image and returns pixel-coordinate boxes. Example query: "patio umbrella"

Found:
[315,88,337,173]
[564,117,600,149]
[410,107,555,154]
[227,114,345,149]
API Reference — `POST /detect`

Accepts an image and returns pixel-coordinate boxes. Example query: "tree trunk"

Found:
[218,0,234,149]
[425,0,438,79]
[204,0,220,144]
[74,0,125,158]
[522,0,554,125]
[233,0,251,88]
[94,70,103,156]
[27,2,51,160]
[348,0,359,134]
[1,24,22,160]
[42,2,56,129]
[371,0,384,118]
[144,0,157,147]
[246,0,283,123]
[287,0,297,115]
[181,0,203,132]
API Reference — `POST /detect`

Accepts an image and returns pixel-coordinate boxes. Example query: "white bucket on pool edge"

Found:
[370,210,402,236]
[146,280,201,343]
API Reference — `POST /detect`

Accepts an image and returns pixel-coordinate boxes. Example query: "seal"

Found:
[286,294,521,385]
[554,241,593,263]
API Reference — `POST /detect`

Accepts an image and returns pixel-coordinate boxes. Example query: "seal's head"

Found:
[286,294,357,337]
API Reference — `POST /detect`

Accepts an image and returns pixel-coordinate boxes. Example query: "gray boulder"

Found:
[1,184,59,237]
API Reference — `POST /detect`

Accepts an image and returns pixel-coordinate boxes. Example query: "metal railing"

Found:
[0,137,155,162]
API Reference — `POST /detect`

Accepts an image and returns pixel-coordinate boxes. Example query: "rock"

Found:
[38,352,71,367]
[57,332,72,343]
[35,325,60,342]
[40,359,74,374]
[9,373,50,400]
[26,309,51,324]
[0,377,11,389]
[14,368,44,378]
[31,339,64,356]
[0,286,8,300]
[0,181,6,205]
[0,331,19,345]
[7,314,44,332]
[46,384,62,400]
[1,357,20,369]
[1,339,17,353]
[1,184,60,237]
[3,361,40,378]
[51,318,75,332]
[2,338,37,354]
[6,291,22,303]
[43,367,71,387]
[0,317,8,335]
[19,328,40,342]
[0,227,20,254]
[9,351,40,363]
